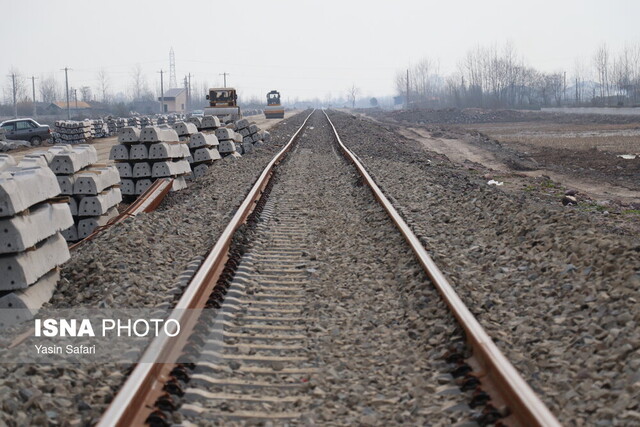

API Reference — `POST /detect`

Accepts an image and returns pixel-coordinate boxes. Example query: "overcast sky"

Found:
[2,0,640,103]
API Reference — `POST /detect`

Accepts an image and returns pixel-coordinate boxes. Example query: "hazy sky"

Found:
[2,0,640,103]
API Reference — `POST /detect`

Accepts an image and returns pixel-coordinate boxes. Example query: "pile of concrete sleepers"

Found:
[52,120,93,144]
[110,125,191,196]
[127,117,142,129]
[172,121,222,179]
[91,119,110,138]
[187,115,220,131]
[141,117,157,128]
[106,117,126,135]
[47,145,121,242]
[234,118,266,154]
[173,121,199,143]
[0,153,73,326]
[157,115,184,126]
[215,126,243,157]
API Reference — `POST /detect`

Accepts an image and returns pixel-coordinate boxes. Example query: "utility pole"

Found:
[10,73,17,119]
[74,89,78,113]
[184,76,188,112]
[220,72,229,88]
[406,69,409,109]
[563,71,567,104]
[61,67,71,120]
[188,73,192,111]
[30,76,38,118]
[158,69,164,114]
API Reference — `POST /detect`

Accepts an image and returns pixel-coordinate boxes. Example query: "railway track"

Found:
[98,110,560,426]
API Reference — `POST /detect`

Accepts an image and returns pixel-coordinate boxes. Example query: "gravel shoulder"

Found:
[328,110,640,425]
[0,111,311,426]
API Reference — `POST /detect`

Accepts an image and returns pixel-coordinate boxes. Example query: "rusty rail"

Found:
[96,111,315,427]
[69,178,173,251]
[323,110,560,426]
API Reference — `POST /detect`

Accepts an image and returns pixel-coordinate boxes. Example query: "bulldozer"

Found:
[264,90,285,119]
[204,88,242,121]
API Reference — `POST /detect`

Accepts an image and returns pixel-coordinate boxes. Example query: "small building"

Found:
[48,101,93,117]
[159,88,187,113]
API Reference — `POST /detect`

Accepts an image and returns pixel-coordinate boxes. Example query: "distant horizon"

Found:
[2,0,640,104]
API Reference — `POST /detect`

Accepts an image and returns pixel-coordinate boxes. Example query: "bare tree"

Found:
[572,59,588,105]
[39,74,59,104]
[6,68,28,104]
[391,41,640,108]
[611,44,640,105]
[130,64,145,100]
[594,44,611,103]
[97,68,110,103]
[395,70,408,101]
[80,86,92,102]
[347,84,359,108]
[547,73,565,106]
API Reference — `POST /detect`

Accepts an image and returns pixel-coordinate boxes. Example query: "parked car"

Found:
[0,118,51,145]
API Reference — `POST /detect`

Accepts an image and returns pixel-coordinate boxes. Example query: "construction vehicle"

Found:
[264,90,285,119]
[204,88,241,121]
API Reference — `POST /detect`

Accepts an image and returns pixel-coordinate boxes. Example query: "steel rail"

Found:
[323,110,561,427]
[123,177,174,217]
[69,178,173,251]
[97,110,315,427]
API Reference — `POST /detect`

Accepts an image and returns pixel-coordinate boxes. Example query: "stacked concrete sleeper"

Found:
[173,119,221,179]
[0,153,73,327]
[48,145,121,242]
[52,120,93,144]
[110,125,192,195]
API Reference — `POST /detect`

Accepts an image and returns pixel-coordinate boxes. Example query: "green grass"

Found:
[579,202,611,213]
[540,179,558,189]
[622,209,640,215]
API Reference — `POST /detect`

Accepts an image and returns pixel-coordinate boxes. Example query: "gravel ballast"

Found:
[328,110,640,425]
[182,111,474,425]
[0,112,311,426]
[264,113,471,425]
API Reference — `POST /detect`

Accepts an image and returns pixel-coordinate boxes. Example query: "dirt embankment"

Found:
[364,108,640,208]
[366,107,640,126]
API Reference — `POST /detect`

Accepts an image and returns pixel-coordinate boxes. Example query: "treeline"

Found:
[0,63,267,117]
[396,42,640,109]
